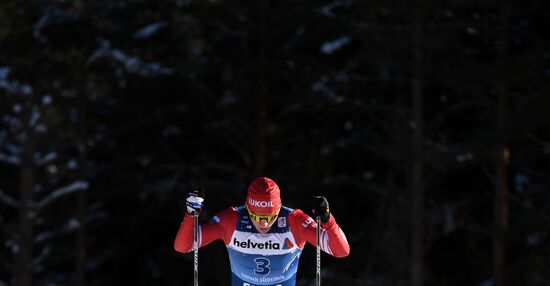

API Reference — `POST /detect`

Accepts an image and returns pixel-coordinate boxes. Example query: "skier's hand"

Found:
[186,187,205,215]
[311,196,330,223]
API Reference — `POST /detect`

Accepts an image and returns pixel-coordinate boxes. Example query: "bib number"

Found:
[253,257,271,275]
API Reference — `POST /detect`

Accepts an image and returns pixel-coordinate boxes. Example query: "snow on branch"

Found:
[0,189,18,208]
[0,67,13,92]
[35,152,58,166]
[31,246,51,269]
[87,39,174,76]
[320,35,351,55]
[0,152,21,165]
[0,67,32,95]
[133,21,168,39]
[34,218,82,244]
[36,181,89,210]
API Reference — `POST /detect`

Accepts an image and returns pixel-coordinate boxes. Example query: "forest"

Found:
[1,0,550,285]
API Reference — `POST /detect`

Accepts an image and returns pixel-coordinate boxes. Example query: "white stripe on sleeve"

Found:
[320,230,333,255]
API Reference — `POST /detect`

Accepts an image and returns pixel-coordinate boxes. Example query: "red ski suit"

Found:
[174,206,349,286]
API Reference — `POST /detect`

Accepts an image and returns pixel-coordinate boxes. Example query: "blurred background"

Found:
[1,0,550,285]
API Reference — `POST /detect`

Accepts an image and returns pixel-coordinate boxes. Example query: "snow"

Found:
[35,151,58,166]
[46,164,58,175]
[13,104,22,113]
[0,66,10,78]
[85,205,109,223]
[0,153,21,165]
[21,84,33,95]
[29,106,41,126]
[320,2,339,18]
[42,95,53,105]
[0,189,18,207]
[35,124,48,133]
[33,11,51,42]
[36,181,89,209]
[66,218,81,230]
[320,1,351,18]
[320,36,351,55]
[33,6,78,43]
[31,246,51,267]
[0,67,32,94]
[91,211,110,221]
[88,39,174,76]
[456,152,474,162]
[133,22,168,39]
[6,240,19,254]
[0,67,14,92]
[311,81,344,104]
[35,219,82,243]
[66,159,78,170]
[7,143,22,156]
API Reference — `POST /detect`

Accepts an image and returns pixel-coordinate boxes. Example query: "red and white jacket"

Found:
[174,205,349,286]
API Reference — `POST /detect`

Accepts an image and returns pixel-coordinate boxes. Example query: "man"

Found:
[174,177,350,286]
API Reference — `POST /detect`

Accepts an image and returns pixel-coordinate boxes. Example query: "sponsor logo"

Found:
[233,238,280,250]
[282,238,294,250]
[278,217,286,227]
[302,217,314,228]
[248,198,274,208]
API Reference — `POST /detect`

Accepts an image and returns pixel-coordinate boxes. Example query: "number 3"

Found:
[253,257,270,275]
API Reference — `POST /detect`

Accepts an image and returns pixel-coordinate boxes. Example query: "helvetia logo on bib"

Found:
[233,238,280,250]
[282,238,294,249]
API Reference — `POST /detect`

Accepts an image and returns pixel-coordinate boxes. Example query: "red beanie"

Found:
[246,177,282,214]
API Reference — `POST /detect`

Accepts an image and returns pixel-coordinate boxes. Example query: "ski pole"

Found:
[316,216,321,286]
[193,212,199,286]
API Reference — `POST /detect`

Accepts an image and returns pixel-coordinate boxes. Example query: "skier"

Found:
[174,177,350,286]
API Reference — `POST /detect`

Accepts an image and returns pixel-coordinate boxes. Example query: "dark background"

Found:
[1,0,550,285]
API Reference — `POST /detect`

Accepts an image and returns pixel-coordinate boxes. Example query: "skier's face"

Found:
[251,214,278,233]
[246,205,280,233]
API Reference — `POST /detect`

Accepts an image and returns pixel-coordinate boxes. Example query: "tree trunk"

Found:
[15,102,35,286]
[493,2,511,286]
[411,2,425,286]
[74,85,87,286]
[254,0,268,176]
[75,179,86,286]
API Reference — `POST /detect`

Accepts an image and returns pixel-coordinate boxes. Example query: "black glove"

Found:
[311,196,330,223]
[186,186,205,215]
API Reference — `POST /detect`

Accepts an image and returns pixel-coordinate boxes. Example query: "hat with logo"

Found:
[246,177,282,215]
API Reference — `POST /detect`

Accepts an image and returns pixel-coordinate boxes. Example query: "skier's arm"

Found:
[174,207,238,253]
[289,209,350,258]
